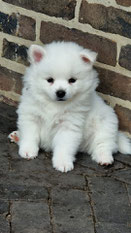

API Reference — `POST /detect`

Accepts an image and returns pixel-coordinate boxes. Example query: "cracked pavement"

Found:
[0,102,131,233]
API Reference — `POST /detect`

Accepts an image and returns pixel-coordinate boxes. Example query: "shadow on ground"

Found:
[0,102,131,233]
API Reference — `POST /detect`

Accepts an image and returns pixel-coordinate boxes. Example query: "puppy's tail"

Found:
[118,131,131,155]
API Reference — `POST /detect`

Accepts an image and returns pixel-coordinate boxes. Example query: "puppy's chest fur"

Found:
[35,101,87,150]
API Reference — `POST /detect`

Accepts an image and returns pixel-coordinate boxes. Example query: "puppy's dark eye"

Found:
[47,78,54,83]
[68,78,76,84]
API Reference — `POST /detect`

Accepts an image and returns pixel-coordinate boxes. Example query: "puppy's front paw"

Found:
[92,153,114,166]
[8,131,19,144]
[19,144,39,160]
[52,157,74,173]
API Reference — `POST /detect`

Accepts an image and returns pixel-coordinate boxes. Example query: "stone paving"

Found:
[0,102,131,233]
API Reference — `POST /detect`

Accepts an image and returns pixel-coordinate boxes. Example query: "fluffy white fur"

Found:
[9,41,131,172]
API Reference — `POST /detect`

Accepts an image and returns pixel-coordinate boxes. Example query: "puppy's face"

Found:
[28,42,98,102]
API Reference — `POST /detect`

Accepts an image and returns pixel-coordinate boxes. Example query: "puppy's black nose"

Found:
[56,90,66,99]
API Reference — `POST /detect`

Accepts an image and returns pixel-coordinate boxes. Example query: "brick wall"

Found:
[0,0,131,135]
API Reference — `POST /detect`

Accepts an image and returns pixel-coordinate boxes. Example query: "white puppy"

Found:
[9,41,131,172]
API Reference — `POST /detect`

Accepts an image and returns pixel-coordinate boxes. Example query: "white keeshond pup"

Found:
[9,41,131,172]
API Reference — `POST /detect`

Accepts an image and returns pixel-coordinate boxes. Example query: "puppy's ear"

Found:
[28,45,46,64]
[80,49,97,64]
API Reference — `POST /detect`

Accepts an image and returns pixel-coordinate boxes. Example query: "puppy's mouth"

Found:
[57,98,66,101]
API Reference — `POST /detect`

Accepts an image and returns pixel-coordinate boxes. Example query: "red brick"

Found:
[0,11,17,34]
[0,66,22,93]
[18,15,36,41]
[0,11,36,41]
[40,21,117,66]
[0,67,15,92]
[115,105,131,133]
[79,0,131,39]
[3,0,76,20]
[2,39,29,66]
[14,77,22,95]
[96,67,131,101]
[116,0,131,7]
[119,45,131,71]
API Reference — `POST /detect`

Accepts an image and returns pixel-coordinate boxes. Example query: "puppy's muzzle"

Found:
[56,90,66,101]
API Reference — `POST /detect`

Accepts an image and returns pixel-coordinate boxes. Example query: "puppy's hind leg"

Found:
[87,113,118,166]
[89,128,118,166]
[91,147,114,166]
[8,131,20,144]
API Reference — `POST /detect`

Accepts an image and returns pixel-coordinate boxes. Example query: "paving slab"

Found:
[126,184,131,205]
[0,102,131,233]
[112,168,131,184]
[0,199,9,233]
[88,176,131,224]
[0,200,8,214]
[115,152,131,166]
[11,201,51,233]
[51,188,94,233]
[0,183,48,201]
[0,215,10,233]
[96,222,131,233]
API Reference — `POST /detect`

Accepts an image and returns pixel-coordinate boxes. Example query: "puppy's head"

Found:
[27,42,98,102]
